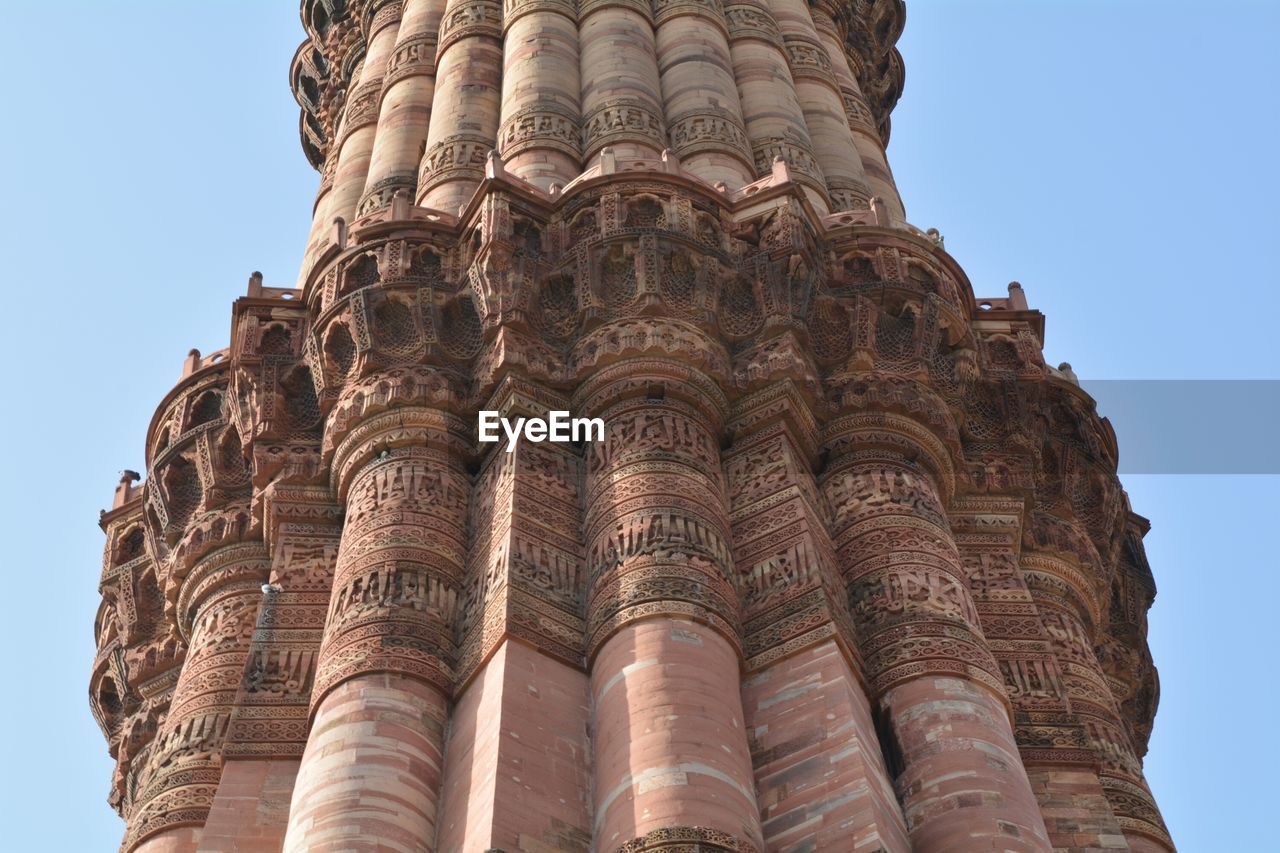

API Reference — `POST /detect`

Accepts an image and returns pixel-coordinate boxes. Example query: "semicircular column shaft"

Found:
[298,3,405,283]
[821,421,1051,852]
[497,0,583,189]
[417,0,504,213]
[948,497,1131,851]
[653,0,756,186]
[125,543,269,853]
[327,3,405,223]
[1022,548,1174,852]
[283,413,469,852]
[723,0,830,210]
[578,0,667,162]
[358,0,448,215]
[724,399,911,852]
[580,365,763,852]
[767,0,871,211]
[811,5,904,220]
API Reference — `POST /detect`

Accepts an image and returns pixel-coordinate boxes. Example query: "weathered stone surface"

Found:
[89,2,1172,851]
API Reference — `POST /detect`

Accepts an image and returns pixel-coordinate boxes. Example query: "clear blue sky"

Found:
[0,2,1274,850]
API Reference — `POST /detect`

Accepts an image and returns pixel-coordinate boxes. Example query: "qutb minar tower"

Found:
[89,1,1173,851]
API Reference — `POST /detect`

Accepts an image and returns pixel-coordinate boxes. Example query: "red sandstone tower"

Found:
[89,1,1172,851]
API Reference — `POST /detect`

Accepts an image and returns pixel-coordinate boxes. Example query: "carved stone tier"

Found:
[92,3,1175,848]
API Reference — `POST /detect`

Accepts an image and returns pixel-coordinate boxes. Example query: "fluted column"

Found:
[724,387,910,852]
[767,0,871,211]
[1022,545,1174,852]
[418,0,503,212]
[811,5,904,220]
[653,0,755,186]
[298,2,405,283]
[437,382,592,851]
[125,543,269,853]
[578,362,763,852]
[951,497,1130,851]
[358,0,447,215]
[723,0,830,210]
[329,2,405,224]
[498,0,583,189]
[821,414,1051,852]
[198,486,342,852]
[578,0,667,161]
[283,410,469,851]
